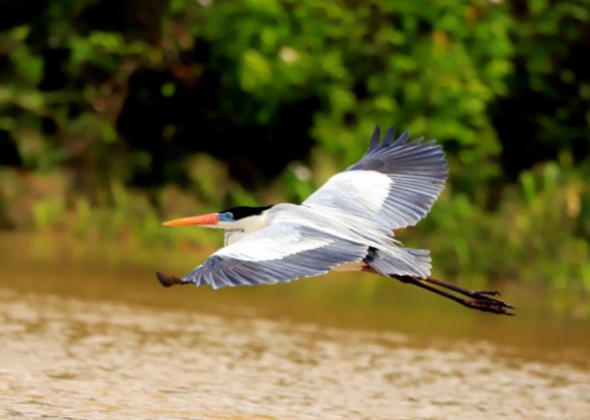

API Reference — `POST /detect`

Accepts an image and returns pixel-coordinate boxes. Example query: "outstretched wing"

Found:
[303,126,447,230]
[180,222,368,289]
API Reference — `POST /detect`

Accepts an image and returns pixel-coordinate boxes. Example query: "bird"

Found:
[156,126,515,315]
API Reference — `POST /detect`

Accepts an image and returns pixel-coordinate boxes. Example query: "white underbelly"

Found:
[331,261,367,272]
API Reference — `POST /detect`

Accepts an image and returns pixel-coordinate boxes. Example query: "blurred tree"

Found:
[0,0,515,197]
[493,0,590,180]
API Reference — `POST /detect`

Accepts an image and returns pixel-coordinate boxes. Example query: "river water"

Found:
[1,233,589,419]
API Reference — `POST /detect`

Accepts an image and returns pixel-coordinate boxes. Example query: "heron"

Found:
[156,126,515,315]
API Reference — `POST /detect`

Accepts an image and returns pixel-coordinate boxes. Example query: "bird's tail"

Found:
[365,246,431,279]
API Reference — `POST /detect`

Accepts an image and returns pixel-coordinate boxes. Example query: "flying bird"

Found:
[156,126,514,315]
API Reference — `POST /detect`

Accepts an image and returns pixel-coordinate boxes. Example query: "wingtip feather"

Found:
[393,131,410,146]
[368,125,381,152]
[382,126,396,146]
[155,271,184,288]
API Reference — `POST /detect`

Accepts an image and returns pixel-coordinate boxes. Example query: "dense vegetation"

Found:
[1,0,589,290]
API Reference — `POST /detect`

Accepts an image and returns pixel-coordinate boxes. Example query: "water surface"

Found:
[1,233,589,419]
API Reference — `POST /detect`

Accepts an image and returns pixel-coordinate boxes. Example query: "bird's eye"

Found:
[222,212,234,221]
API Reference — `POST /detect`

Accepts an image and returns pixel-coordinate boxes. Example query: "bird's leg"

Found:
[155,272,187,288]
[424,276,504,302]
[392,275,516,316]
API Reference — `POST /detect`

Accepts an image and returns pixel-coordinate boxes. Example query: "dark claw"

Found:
[156,271,184,288]
[470,291,516,310]
[465,299,516,316]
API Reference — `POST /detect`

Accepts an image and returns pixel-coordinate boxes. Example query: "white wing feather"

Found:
[304,126,447,231]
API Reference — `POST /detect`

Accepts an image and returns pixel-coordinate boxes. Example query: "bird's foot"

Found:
[462,297,516,316]
[155,271,185,288]
[456,288,515,315]
[468,289,514,307]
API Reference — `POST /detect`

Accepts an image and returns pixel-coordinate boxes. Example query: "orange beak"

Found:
[162,213,220,227]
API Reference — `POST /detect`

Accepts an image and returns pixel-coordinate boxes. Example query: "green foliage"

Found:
[190,0,512,192]
[508,0,590,153]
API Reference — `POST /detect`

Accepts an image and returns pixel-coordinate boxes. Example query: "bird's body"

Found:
[157,126,514,315]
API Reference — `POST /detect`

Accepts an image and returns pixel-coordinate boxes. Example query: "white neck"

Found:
[219,211,270,246]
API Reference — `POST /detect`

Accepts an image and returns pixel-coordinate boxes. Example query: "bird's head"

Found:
[162,205,274,230]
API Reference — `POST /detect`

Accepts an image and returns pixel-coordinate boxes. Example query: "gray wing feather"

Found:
[304,125,447,230]
[181,223,368,289]
[382,126,396,146]
[366,247,432,278]
[368,125,381,151]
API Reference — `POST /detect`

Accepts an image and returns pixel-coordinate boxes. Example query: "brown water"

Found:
[1,233,590,419]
